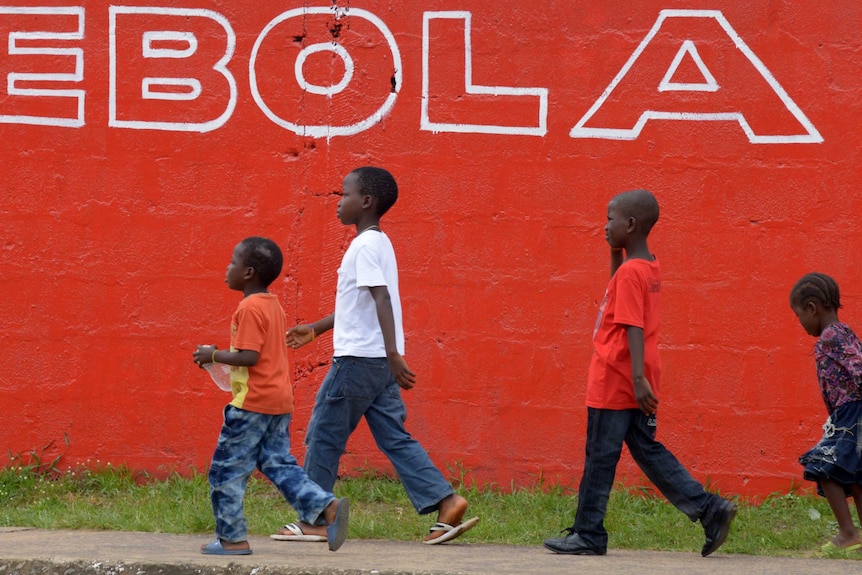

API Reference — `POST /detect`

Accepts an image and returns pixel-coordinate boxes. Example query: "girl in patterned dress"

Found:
[790,272,862,554]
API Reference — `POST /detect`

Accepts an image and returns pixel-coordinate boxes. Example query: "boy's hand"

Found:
[633,376,658,415]
[193,344,217,367]
[286,324,313,349]
[388,353,416,390]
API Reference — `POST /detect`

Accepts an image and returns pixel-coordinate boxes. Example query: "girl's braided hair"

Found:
[789,272,842,311]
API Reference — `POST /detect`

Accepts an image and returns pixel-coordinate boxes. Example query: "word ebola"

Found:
[0,6,821,143]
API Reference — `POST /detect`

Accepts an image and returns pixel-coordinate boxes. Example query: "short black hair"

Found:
[790,272,842,310]
[239,237,283,287]
[351,166,398,216]
[613,189,660,235]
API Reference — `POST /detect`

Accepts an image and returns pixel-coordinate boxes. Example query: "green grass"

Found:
[0,463,858,559]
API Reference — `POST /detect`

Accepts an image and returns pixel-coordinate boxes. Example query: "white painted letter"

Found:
[0,7,84,128]
[109,6,236,132]
[421,11,548,137]
[570,9,822,144]
[250,6,401,139]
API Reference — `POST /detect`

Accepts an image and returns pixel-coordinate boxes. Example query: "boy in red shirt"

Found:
[543,190,736,557]
[193,237,348,555]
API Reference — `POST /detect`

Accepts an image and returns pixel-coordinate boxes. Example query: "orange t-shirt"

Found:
[227,293,294,415]
[586,258,662,410]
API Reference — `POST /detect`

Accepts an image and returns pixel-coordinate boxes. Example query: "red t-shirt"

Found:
[586,258,662,410]
[228,293,294,415]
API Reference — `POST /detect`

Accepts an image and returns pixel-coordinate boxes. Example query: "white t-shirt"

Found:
[333,230,404,357]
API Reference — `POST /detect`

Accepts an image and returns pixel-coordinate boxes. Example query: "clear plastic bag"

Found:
[204,363,232,392]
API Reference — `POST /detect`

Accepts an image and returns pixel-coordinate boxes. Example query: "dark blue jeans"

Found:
[304,356,454,515]
[572,407,722,548]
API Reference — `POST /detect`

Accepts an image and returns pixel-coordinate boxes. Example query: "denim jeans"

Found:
[209,406,335,542]
[304,356,454,515]
[572,407,722,548]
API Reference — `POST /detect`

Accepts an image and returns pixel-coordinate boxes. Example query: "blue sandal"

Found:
[200,539,252,555]
[326,497,350,552]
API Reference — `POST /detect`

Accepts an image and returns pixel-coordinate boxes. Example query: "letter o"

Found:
[294,43,354,97]
[250,7,402,138]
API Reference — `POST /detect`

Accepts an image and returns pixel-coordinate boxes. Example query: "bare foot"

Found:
[276,521,325,538]
[831,533,862,548]
[276,499,340,539]
[322,498,339,524]
[200,538,250,552]
[424,494,468,542]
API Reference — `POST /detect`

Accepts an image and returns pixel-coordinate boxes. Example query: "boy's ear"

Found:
[626,216,637,233]
[243,265,256,280]
[361,194,375,209]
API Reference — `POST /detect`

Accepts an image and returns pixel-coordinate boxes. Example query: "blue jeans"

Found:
[209,406,335,542]
[304,356,454,515]
[572,408,722,548]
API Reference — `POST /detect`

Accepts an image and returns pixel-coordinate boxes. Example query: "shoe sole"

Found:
[326,497,349,552]
[543,542,607,555]
[702,504,737,557]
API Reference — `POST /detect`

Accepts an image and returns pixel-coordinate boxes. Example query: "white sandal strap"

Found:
[281,523,303,536]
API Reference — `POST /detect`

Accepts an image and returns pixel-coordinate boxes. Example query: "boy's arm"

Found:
[287,314,334,348]
[193,345,259,367]
[625,325,658,415]
[369,285,416,390]
[610,247,624,278]
[194,306,264,366]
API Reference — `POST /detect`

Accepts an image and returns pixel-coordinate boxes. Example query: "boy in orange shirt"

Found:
[543,190,736,557]
[193,237,348,555]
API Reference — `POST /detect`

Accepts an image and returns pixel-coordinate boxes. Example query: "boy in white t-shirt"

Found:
[274,166,478,545]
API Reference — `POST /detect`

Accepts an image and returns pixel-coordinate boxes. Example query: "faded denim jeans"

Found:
[209,406,335,542]
[572,407,723,548]
[304,356,453,515]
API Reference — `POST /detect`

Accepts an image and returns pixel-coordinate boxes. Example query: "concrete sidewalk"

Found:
[0,526,853,575]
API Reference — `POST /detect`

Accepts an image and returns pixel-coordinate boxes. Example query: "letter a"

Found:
[570,10,822,144]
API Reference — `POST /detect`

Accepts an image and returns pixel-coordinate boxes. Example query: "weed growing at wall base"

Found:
[0,464,858,560]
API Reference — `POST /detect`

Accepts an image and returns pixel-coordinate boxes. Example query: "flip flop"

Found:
[270,522,327,542]
[423,516,480,545]
[819,540,862,558]
[326,497,350,552]
[200,539,252,555]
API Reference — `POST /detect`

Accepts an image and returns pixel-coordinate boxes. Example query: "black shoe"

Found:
[543,529,607,555]
[701,499,737,557]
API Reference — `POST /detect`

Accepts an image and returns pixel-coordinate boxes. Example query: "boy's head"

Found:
[349,166,398,217]
[613,189,659,233]
[605,189,659,248]
[228,237,283,290]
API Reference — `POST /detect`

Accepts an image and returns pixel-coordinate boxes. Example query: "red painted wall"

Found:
[1,0,856,497]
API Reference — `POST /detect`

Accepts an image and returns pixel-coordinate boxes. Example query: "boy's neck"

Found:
[624,238,653,261]
[355,217,382,234]
[242,286,268,298]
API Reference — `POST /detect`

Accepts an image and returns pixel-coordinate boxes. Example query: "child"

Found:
[543,189,736,557]
[790,272,862,556]
[273,166,478,545]
[192,236,349,555]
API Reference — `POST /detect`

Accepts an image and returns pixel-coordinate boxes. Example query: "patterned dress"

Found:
[799,322,862,493]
